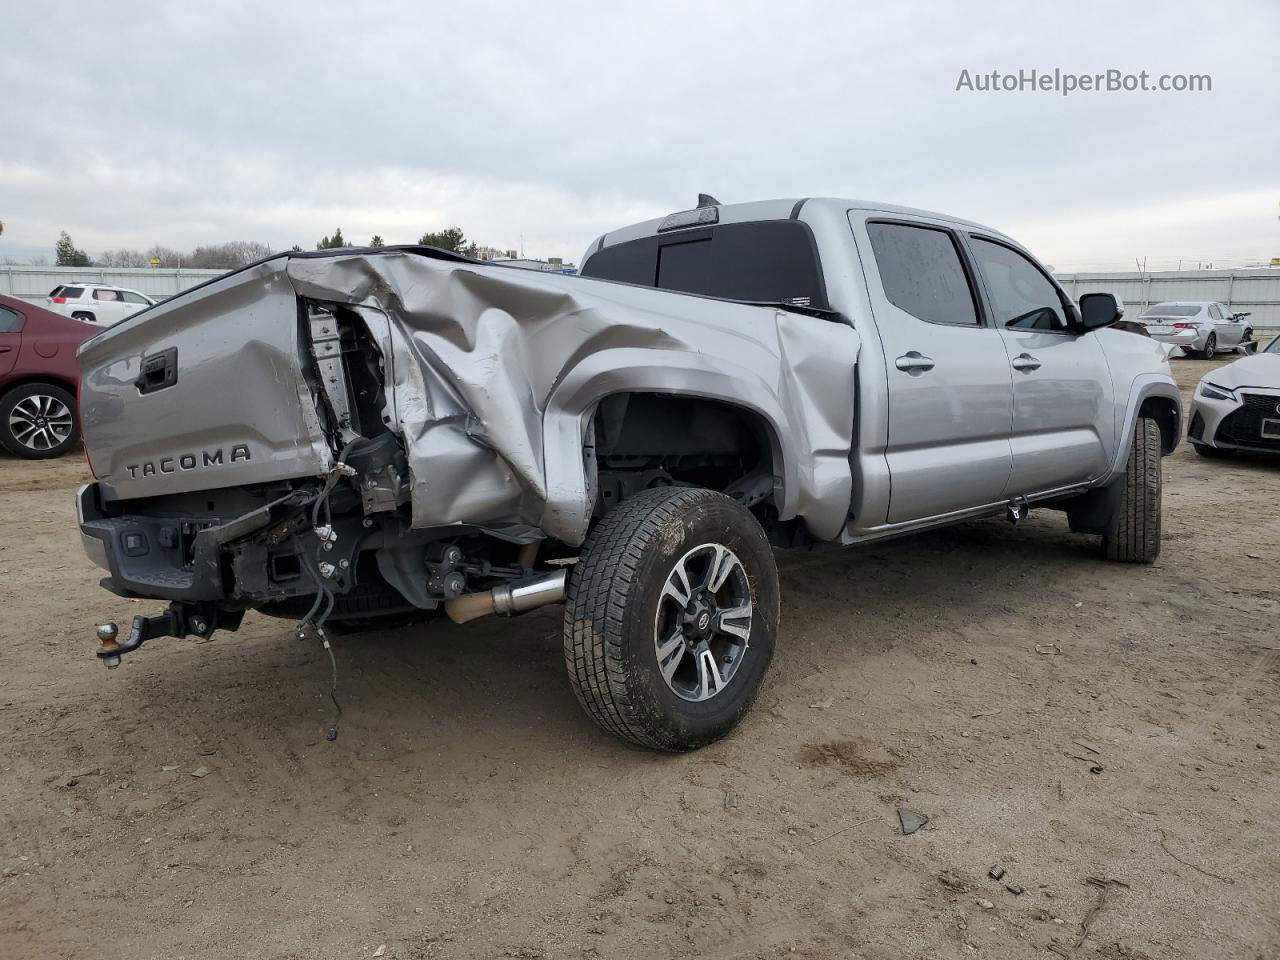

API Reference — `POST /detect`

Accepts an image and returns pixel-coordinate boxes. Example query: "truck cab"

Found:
[580,197,1180,539]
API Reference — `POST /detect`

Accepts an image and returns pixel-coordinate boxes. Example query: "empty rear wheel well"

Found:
[590,393,779,514]
[1139,397,1178,454]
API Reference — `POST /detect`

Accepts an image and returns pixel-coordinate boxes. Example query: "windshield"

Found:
[1142,304,1201,317]
[1266,336,1280,354]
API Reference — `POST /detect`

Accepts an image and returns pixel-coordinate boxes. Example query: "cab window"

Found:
[970,238,1068,332]
[581,221,829,309]
[866,222,979,326]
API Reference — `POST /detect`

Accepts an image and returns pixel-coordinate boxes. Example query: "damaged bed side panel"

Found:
[284,253,860,545]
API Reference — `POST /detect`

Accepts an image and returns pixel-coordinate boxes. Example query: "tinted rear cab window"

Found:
[582,221,828,309]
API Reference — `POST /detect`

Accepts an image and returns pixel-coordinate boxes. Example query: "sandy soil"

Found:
[1,357,1277,960]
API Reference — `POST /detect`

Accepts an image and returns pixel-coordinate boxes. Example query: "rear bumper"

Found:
[76,482,230,602]
[1147,329,1202,350]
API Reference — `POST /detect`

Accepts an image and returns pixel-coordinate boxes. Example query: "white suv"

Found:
[46,283,155,326]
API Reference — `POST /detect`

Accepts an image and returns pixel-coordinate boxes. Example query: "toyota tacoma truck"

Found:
[76,196,1181,751]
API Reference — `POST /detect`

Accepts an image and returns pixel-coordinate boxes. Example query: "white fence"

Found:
[1,264,225,304]
[1055,268,1280,335]
[6,263,1278,336]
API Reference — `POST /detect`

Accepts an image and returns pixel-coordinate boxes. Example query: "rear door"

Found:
[857,217,1014,524]
[92,288,130,324]
[0,302,24,376]
[966,235,1113,494]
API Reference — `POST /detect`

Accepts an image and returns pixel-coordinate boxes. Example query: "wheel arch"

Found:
[0,374,80,403]
[1101,377,1181,485]
[540,350,803,546]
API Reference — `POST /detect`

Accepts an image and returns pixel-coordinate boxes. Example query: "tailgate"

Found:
[78,260,333,501]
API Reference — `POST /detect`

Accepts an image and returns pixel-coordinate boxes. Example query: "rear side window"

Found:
[970,237,1067,332]
[93,288,120,301]
[582,221,828,308]
[0,305,24,332]
[866,222,978,326]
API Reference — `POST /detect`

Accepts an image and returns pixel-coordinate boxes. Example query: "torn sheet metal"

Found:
[80,250,860,545]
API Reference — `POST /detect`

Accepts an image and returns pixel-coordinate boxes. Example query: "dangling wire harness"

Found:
[296,444,363,741]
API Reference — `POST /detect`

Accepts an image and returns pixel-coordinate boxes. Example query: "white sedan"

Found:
[1188,335,1280,457]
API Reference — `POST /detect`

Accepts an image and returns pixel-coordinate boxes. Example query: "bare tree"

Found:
[96,249,149,268]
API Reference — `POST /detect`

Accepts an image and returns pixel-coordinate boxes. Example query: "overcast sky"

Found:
[2,0,1277,271]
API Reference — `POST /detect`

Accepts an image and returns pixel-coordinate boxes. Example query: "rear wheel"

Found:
[71,311,96,324]
[1103,417,1162,563]
[0,382,80,459]
[564,486,779,751]
[1200,334,1217,359]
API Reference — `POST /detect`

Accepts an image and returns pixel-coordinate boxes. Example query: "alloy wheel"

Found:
[8,394,74,452]
[654,542,753,702]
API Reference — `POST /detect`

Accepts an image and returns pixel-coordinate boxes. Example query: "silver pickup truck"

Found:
[76,196,1181,750]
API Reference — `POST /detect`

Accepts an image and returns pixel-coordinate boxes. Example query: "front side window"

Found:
[970,237,1067,332]
[0,305,25,332]
[866,221,978,326]
[120,290,151,305]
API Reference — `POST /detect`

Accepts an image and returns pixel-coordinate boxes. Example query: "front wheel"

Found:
[564,486,779,751]
[1103,417,1162,563]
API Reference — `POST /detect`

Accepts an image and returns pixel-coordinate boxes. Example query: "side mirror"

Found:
[1079,292,1123,331]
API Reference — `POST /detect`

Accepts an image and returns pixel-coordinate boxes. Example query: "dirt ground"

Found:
[2,357,1277,960]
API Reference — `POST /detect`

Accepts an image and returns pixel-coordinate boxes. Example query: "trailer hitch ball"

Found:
[96,623,122,669]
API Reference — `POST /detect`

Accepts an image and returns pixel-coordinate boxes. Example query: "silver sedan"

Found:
[1138,301,1253,358]
[1188,335,1280,457]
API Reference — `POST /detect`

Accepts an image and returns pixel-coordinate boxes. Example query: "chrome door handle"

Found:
[895,351,935,373]
[1011,353,1041,372]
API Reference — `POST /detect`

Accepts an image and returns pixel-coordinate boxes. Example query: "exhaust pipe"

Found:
[445,569,568,625]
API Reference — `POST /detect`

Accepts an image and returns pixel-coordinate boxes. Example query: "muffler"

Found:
[445,569,568,624]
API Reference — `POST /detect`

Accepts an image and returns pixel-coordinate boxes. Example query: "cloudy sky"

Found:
[2,0,1277,271]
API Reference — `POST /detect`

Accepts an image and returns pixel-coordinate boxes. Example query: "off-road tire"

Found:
[1103,417,1162,563]
[0,382,80,459]
[1192,442,1235,460]
[564,486,779,751]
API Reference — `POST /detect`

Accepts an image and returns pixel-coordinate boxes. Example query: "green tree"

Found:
[55,231,91,267]
[418,226,466,252]
[289,244,303,253]
[369,235,385,247]
[316,227,346,249]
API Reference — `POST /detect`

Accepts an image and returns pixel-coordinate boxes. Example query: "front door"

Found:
[966,235,1113,494]
[856,217,1014,524]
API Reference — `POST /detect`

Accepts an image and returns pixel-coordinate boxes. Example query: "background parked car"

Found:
[45,283,155,326]
[0,293,97,458]
[1136,301,1253,358]
[1187,334,1280,458]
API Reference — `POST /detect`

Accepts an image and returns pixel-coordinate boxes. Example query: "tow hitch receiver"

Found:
[95,603,242,668]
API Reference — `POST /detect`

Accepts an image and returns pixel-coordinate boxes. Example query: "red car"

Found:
[0,293,98,459]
